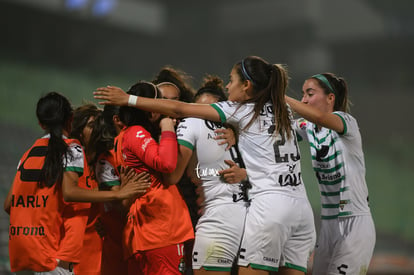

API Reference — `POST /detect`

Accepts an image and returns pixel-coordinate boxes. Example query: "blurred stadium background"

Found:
[0,0,413,274]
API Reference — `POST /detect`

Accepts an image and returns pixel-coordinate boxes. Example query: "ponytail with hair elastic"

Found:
[36,92,73,188]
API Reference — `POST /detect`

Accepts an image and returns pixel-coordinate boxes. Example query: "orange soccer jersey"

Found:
[73,164,104,275]
[8,137,91,272]
[115,126,194,258]
[96,150,129,275]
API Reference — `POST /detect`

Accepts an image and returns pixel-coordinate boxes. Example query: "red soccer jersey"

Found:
[8,138,90,272]
[115,126,194,257]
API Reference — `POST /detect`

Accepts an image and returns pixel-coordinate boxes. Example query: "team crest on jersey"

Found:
[297,118,307,129]
[178,258,186,274]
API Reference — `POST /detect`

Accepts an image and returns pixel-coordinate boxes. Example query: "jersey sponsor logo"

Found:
[263,256,278,264]
[136,130,145,138]
[297,118,307,129]
[217,258,232,264]
[195,163,220,178]
[316,171,341,181]
[10,195,48,208]
[259,105,274,117]
[337,264,348,274]
[204,120,224,131]
[193,251,198,262]
[141,138,151,151]
[315,145,329,161]
[178,258,185,274]
[239,248,246,259]
[177,124,187,130]
[278,172,302,187]
[9,224,45,237]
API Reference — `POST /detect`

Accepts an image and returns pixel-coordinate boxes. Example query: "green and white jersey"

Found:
[211,101,308,199]
[294,111,371,219]
[176,117,245,209]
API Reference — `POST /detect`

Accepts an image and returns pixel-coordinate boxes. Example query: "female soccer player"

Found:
[5,92,92,274]
[112,81,194,274]
[286,73,376,275]
[94,56,316,275]
[4,92,149,274]
[162,75,248,274]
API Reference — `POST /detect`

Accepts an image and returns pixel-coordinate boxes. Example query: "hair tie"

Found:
[312,74,336,95]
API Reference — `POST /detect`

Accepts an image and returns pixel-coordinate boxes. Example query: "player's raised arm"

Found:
[94,85,221,122]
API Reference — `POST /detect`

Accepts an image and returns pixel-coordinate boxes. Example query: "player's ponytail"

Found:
[36,92,73,187]
[235,56,292,139]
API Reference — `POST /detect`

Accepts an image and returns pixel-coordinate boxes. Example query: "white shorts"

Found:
[312,214,376,275]
[16,266,73,275]
[238,193,316,273]
[192,202,248,271]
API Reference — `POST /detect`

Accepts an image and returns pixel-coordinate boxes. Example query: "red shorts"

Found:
[128,243,186,275]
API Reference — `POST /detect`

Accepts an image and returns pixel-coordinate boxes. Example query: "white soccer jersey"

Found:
[63,141,84,174]
[211,101,308,199]
[95,158,120,189]
[176,117,245,209]
[294,111,371,219]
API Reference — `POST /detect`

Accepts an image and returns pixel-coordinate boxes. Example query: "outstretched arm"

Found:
[285,96,344,133]
[94,86,221,122]
[62,171,149,203]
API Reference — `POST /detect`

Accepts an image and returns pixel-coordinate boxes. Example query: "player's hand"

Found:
[94,86,129,106]
[214,128,236,150]
[159,117,176,132]
[118,166,151,199]
[218,160,247,184]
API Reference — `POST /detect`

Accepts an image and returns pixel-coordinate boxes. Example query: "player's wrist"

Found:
[128,95,138,106]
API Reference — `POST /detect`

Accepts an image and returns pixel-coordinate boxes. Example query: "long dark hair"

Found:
[119,81,162,139]
[70,103,101,146]
[36,92,73,187]
[86,112,114,180]
[235,56,292,138]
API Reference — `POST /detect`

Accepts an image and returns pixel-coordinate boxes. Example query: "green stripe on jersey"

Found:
[334,113,347,135]
[322,203,340,208]
[321,187,349,196]
[309,136,337,151]
[178,139,194,150]
[321,214,339,220]
[210,103,227,123]
[339,211,353,217]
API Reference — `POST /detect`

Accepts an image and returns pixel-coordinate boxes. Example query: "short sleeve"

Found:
[63,143,84,175]
[96,158,120,189]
